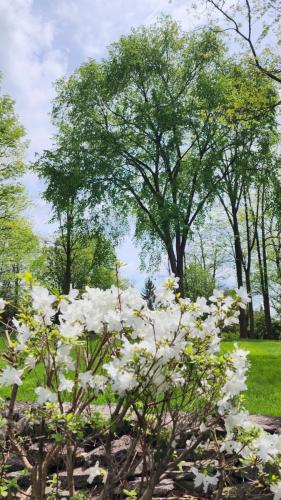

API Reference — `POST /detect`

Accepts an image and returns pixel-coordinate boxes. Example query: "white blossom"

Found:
[15,323,31,351]
[0,366,23,386]
[59,322,84,339]
[58,374,74,393]
[191,467,219,493]
[209,289,224,302]
[86,461,101,484]
[271,481,281,500]
[252,433,281,462]
[25,356,36,369]
[236,287,251,309]
[78,371,95,390]
[5,277,280,499]
[31,285,55,324]
[55,343,74,369]
[35,387,57,404]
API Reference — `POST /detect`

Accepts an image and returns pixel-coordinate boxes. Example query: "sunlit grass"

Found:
[1,335,281,415]
[0,334,108,403]
[221,340,281,417]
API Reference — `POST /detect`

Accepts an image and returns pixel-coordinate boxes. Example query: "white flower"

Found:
[35,387,57,404]
[59,322,83,339]
[209,289,224,302]
[195,297,210,313]
[112,370,138,395]
[0,298,6,310]
[0,366,23,386]
[223,370,247,397]
[199,422,208,432]
[154,287,175,306]
[104,361,138,395]
[25,356,36,369]
[15,323,31,351]
[191,467,219,493]
[31,285,55,309]
[58,374,74,392]
[68,287,79,300]
[31,286,55,325]
[86,461,101,484]
[224,410,250,433]
[236,287,251,308]
[55,343,74,369]
[78,371,95,390]
[93,375,107,394]
[224,315,239,327]
[252,433,281,462]
[222,296,235,308]
[220,438,243,455]
[271,481,281,500]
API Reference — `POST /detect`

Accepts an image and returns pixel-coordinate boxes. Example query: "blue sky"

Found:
[0,0,210,288]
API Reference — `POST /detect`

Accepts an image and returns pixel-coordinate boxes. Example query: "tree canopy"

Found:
[42,18,276,297]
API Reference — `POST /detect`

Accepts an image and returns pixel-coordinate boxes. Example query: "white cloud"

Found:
[0,0,67,155]
[0,0,68,239]
[0,0,207,283]
[52,0,205,61]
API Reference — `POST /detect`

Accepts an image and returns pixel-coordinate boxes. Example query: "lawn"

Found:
[0,336,281,416]
[0,335,108,404]
[222,340,281,417]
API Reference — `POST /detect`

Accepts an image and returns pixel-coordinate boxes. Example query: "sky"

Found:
[0,0,211,288]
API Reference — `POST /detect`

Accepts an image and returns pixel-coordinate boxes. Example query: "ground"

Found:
[1,337,281,416]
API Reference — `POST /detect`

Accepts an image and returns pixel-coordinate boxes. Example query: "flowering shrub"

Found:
[0,271,280,499]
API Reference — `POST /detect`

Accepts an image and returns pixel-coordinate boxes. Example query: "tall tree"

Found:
[50,19,257,296]
[35,130,122,294]
[0,78,27,224]
[33,231,116,293]
[0,218,39,305]
[210,62,277,337]
[0,78,37,308]
[184,263,215,301]
[141,278,156,310]
[184,206,231,283]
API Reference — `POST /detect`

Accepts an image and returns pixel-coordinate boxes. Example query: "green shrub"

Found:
[253,311,281,339]
[221,330,240,341]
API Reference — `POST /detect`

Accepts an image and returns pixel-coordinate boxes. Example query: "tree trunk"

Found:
[62,211,72,295]
[245,269,255,338]
[256,191,273,339]
[14,264,20,307]
[232,212,247,338]
[31,468,47,500]
[176,251,185,298]
[65,442,75,497]
[166,241,185,298]
[261,211,273,339]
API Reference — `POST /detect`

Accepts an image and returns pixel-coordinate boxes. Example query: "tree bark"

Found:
[62,210,72,295]
[232,210,248,338]
[256,189,273,339]
[165,239,185,298]
[176,250,185,298]
[243,192,257,339]
[261,215,273,339]
[245,269,255,338]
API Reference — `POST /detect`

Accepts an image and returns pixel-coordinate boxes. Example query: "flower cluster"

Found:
[0,276,280,498]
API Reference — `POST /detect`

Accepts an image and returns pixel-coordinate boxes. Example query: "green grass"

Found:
[222,340,281,417]
[1,335,281,416]
[0,335,108,403]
